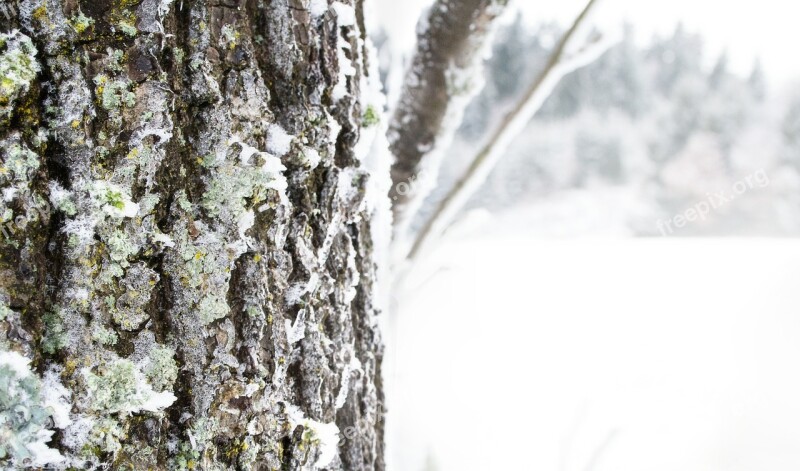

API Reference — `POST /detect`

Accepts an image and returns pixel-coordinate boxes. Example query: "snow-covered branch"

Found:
[407,0,615,262]
[388,0,510,236]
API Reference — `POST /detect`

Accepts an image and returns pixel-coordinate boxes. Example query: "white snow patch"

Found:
[90,180,140,218]
[338,43,356,77]
[152,232,175,247]
[337,167,359,203]
[140,389,178,412]
[284,284,306,306]
[332,80,348,102]
[0,349,32,378]
[238,210,255,240]
[119,201,139,218]
[41,368,72,429]
[229,135,290,206]
[244,381,262,397]
[309,0,328,17]
[267,124,294,157]
[334,352,363,409]
[285,403,341,468]
[332,2,356,26]
[285,309,308,345]
[230,137,262,166]
[354,32,393,325]
[2,187,18,202]
[331,16,357,102]
[303,146,322,169]
[66,288,89,301]
[26,435,66,467]
[63,215,100,248]
[158,0,175,18]
[48,181,72,208]
[62,416,94,451]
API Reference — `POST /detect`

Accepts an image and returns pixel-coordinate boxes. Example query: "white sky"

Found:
[373,0,800,84]
[517,0,800,82]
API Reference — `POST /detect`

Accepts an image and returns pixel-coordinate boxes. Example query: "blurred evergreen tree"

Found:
[747,59,767,102]
[782,97,800,169]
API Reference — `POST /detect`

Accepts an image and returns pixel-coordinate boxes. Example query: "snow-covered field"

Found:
[386,234,800,471]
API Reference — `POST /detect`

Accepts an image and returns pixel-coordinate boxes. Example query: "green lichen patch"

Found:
[117,20,138,37]
[69,11,95,34]
[105,229,139,266]
[48,182,78,217]
[201,139,288,223]
[107,1,139,38]
[84,358,175,414]
[41,310,68,354]
[0,303,11,321]
[0,31,40,122]
[143,346,178,392]
[85,360,140,413]
[362,105,380,128]
[172,441,200,470]
[220,24,240,50]
[93,74,136,125]
[0,142,40,183]
[197,293,229,325]
[112,263,158,330]
[96,75,136,110]
[0,351,64,468]
[90,180,140,219]
[91,324,119,346]
[85,416,126,457]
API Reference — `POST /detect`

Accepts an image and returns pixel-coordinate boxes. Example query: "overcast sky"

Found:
[374,0,800,85]
[516,0,800,83]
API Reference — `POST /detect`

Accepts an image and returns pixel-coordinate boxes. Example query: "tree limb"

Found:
[388,0,510,235]
[407,0,613,262]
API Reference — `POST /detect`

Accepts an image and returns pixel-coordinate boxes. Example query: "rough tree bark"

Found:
[0,0,385,469]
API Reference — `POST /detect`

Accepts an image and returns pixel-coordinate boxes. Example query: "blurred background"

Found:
[372,0,800,470]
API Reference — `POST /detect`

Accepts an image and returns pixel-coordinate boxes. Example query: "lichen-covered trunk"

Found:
[0,0,386,469]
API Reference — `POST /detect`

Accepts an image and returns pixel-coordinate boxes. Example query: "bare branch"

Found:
[388,0,510,234]
[407,0,614,262]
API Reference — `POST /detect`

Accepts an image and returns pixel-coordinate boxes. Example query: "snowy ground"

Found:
[386,229,800,471]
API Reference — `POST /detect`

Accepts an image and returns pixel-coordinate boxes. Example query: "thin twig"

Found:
[582,429,620,471]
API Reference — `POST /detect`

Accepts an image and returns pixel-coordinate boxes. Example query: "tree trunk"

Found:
[0,0,385,469]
